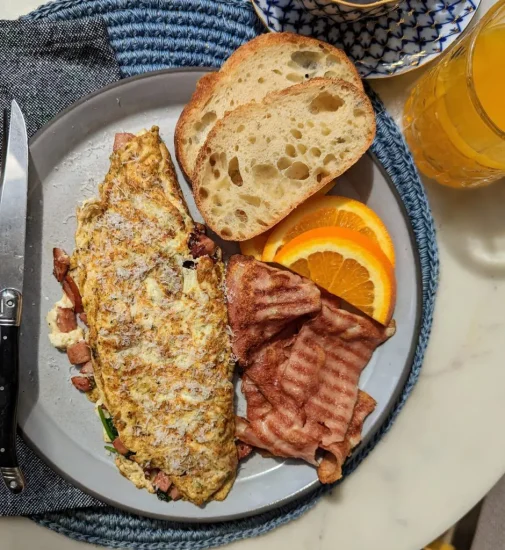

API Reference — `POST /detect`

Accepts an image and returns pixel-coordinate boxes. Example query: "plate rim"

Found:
[22,67,423,522]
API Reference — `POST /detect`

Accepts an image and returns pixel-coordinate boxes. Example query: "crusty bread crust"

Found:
[193,77,375,241]
[174,33,363,184]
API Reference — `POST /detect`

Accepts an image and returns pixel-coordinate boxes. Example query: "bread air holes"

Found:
[221,227,232,238]
[237,124,245,133]
[258,77,265,84]
[290,51,324,70]
[315,169,329,183]
[285,161,309,180]
[277,157,292,170]
[326,54,342,67]
[235,209,248,223]
[297,144,307,155]
[285,144,297,158]
[354,108,366,118]
[252,164,279,184]
[323,153,336,166]
[333,137,346,145]
[324,71,338,78]
[286,73,304,83]
[321,126,331,137]
[248,136,256,144]
[272,185,286,199]
[228,156,243,186]
[309,92,344,115]
[290,129,302,139]
[273,69,282,75]
[240,194,261,207]
[199,187,209,200]
[256,219,269,227]
[193,111,217,133]
[310,147,321,157]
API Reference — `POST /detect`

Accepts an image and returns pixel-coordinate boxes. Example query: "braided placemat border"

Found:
[24,1,439,548]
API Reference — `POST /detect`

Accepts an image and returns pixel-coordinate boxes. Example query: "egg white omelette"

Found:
[68,127,237,505]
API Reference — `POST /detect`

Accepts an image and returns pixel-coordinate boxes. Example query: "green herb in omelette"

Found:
[156,490,172,502]
[98,407,118,441]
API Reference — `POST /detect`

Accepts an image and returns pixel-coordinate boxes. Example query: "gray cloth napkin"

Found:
[0,17,121,515]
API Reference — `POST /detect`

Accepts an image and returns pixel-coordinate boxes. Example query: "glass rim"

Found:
[467,0,505,140]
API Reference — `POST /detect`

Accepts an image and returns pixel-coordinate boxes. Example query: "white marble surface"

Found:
[1,0,504,549]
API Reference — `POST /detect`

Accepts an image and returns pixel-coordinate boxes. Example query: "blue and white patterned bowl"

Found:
[301,0,400,23]
[252,0,481,78]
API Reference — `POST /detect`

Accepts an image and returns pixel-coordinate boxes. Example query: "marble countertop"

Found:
[1,0,504,548]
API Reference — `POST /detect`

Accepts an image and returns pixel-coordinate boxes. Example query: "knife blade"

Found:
[0,100,28,494]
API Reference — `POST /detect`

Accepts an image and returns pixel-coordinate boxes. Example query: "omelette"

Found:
[48,127,237,505]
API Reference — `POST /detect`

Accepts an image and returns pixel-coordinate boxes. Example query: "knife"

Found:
[0,100,28,494]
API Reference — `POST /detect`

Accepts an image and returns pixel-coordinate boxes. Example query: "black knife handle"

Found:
[0,306,25,493]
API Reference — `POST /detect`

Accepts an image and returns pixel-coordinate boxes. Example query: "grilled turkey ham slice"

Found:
[318,390,377,484]
[226,255,321,365]
[227,255,395,482]
[290,295,394,447]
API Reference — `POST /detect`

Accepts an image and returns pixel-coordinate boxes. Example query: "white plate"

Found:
[19,69,421,521]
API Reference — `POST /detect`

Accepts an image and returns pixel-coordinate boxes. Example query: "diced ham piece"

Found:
[53,248,70,282]
[80,361,94,376]
[237,441,253,461]
[153,471,172,493]
[71,376,92,392]
[56,307,77,333]
[79,312,88,325]
[194,222,206,234]
[62,275,83,313]
[112,437,129,456]
[189,232,217,259]
[168,485,182,501]
[113,132,135,151]
[67,340,91,365]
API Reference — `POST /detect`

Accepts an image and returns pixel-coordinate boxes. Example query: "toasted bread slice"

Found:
[175,33,363,181]
[193,78,375,241]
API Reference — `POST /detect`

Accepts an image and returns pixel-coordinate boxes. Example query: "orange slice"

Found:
[274,227,396,325]
[262,195,395,266]
[239,230,272,260]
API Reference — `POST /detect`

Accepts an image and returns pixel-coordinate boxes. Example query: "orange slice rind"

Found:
[262,195,395,266]
[274,226,396,325]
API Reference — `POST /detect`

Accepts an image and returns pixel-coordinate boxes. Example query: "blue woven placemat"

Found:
[23,1,439,548]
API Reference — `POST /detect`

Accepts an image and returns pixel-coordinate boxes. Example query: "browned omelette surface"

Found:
[70,127,237,504]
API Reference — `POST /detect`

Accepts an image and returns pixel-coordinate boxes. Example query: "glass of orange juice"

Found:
[403,0,505,188]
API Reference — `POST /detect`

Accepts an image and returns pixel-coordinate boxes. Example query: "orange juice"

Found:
[404,3,505,188]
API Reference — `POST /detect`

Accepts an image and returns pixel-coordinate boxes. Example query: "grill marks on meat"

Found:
[318,390,377,484]
[301,297,393,447]
[227,256,395,482]
[226,255,321,365]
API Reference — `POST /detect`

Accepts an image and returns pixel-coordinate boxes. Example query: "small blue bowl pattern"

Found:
[252,0,480,78]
